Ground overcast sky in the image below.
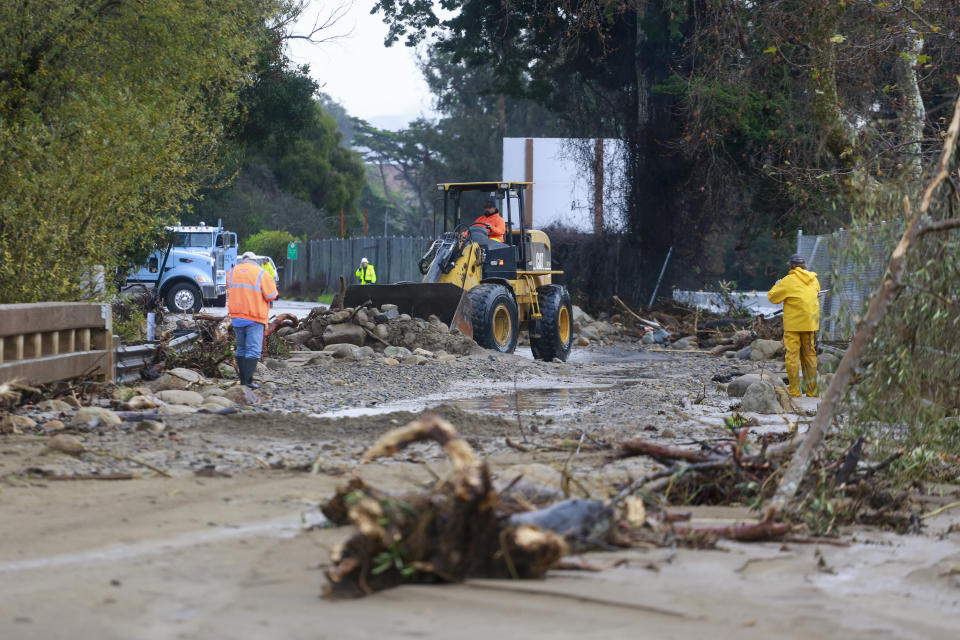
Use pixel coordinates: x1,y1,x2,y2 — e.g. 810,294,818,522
285,1,436,130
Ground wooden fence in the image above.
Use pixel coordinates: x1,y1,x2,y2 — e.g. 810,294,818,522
283,236,433,293
0,302,115,386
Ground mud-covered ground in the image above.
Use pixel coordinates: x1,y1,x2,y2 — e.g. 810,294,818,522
1,342,958,639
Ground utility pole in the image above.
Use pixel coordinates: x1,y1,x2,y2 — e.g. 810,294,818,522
594,138,604,234
384,208,388,237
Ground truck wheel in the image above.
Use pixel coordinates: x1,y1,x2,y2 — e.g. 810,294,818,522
467,283,519,353
530,285,573,362
165,282,202,313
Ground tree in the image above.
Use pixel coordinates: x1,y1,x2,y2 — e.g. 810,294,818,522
0,0,287,303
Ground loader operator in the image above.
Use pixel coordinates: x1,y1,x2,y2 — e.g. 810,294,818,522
227,251,278,389
767,254,820,398
471,200,506,243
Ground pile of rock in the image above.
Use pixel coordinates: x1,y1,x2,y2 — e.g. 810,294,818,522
1,367,257,436
275,304,483,358
572,306,625,346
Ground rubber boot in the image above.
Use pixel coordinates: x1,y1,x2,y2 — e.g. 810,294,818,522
241,357,261,389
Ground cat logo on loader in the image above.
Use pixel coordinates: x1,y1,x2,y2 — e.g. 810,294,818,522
344,182,573,361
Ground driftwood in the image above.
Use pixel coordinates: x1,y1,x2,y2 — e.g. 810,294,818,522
672,516,790,541
614,438,714,463
770,92,960,512
323,415,566,598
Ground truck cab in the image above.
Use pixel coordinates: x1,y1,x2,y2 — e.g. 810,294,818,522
125,222,238,313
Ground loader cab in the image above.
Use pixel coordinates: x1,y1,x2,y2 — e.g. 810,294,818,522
436,181,533,279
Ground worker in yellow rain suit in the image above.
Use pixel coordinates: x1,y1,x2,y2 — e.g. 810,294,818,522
767,254,821,398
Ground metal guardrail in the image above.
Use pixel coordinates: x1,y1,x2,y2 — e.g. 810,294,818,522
114,331,199,383
0,302,115,386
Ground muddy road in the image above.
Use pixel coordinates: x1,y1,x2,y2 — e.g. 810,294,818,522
1,344,958,639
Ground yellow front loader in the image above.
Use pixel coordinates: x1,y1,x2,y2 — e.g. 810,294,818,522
344,182,573,361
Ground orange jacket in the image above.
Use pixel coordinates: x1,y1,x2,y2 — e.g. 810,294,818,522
227,261,278,325
473,213,506,242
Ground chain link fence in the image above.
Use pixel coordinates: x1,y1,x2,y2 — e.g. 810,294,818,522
797,226,894,341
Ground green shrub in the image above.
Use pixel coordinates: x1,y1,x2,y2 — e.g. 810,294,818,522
243,230,297,267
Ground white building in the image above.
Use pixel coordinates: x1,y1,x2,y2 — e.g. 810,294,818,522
502,137,626,232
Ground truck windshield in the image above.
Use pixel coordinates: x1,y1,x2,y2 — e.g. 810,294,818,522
173,232,213,248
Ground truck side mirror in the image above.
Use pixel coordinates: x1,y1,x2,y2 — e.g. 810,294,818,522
148,256,158,273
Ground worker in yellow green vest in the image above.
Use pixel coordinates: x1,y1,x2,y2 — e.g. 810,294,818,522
355,257,376,285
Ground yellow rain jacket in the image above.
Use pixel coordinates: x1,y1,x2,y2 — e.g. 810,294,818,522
767,267,821,332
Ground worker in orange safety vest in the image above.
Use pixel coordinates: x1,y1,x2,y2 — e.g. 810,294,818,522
227,251,278,388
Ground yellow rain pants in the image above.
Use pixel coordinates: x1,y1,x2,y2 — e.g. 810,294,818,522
784,331,818,398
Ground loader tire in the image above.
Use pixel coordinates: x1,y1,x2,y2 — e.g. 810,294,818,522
530,285,573,362
467,283,519,354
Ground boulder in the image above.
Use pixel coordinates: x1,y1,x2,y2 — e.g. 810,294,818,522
380,357,400,366
203,395,236,409
41,419,65,431
577,336,591,347
571,305,594,327
750,339,785,361
156,389,204,406
275,326,297,338
413,348,435,358
2,414,36,430
306,337,325,351
735,346,752,360
354,309,369,325
375,309,399,324
283,330,313,346
402,354,428,365
168,368,205,385
148,373,189,392
128,395,162,410
399,313,412,321
201,386,228,397
217,362,238,378
36,399,73,413
740,381,781,414
157,404,198,416
329,310,352,323
307,353,332,366
75,407,122,425
727,373,785,397
384,346,412,359
732,329,756,347
374,325,390,340
263,358,290,370
437,354,457,362
641,331,657,345
323,323,365,347
328,343,359,359
353,346,376,360
580,325,601,342
225,385,259,405
592,320,619,337
380,304,398,312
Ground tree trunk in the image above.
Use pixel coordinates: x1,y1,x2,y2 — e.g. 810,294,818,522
896,28,926,179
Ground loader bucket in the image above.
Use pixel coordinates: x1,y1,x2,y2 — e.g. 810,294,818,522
344,282,472,336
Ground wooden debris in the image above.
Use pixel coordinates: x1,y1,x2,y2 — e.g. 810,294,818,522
323,415,566,598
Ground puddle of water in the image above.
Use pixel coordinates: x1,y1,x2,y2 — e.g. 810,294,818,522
449,386,606,414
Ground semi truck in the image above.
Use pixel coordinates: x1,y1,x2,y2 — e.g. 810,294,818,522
124,222,238,313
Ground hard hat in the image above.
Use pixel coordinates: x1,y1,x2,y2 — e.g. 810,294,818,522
484,200,497,208
788,254,806,267
240,251,257,260
361,257,368,263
